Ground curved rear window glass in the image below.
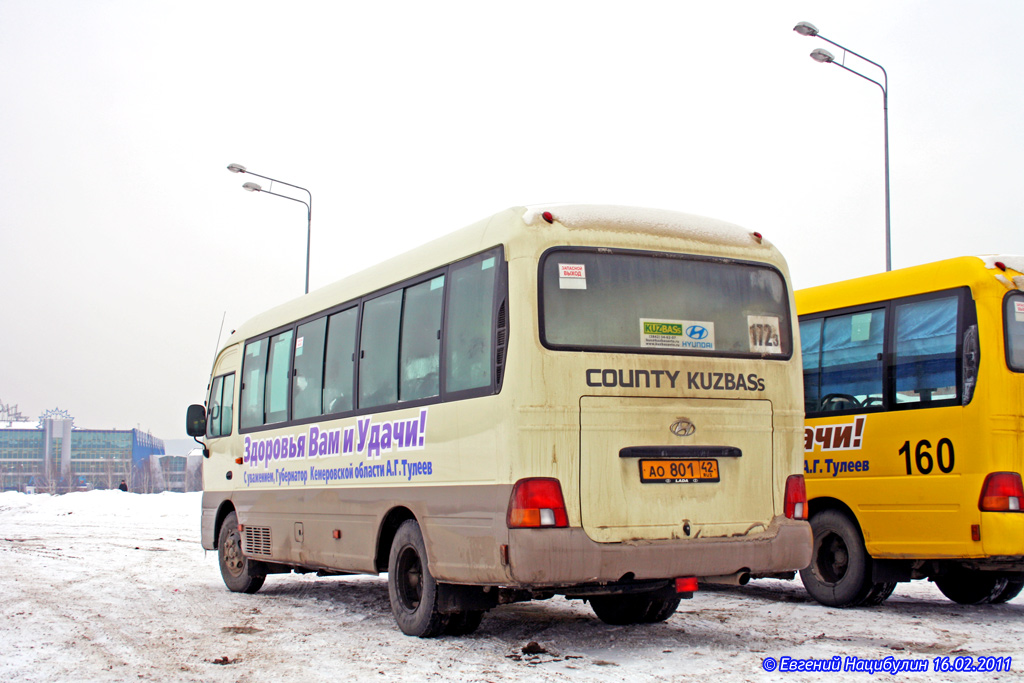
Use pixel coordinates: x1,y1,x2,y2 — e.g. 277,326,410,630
540,249,791,358
1005,293,1024,372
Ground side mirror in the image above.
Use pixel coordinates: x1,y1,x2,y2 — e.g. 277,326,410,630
186,404,207,437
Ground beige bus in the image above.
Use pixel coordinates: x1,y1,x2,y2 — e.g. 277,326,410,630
186,205,812,637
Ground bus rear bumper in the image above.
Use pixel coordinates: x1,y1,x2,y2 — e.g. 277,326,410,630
507,516,811,587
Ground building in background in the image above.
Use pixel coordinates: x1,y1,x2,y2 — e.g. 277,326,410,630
0,402,183,493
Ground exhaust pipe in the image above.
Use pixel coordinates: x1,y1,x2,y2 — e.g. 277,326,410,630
701,571,750,586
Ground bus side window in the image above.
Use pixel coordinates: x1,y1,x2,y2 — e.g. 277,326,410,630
359,290,402,409
894,296,958,404
324,308,357,414
220,374,234,435
265,330,294,424
445,253,498,393
294,317,327,420
799,318,823,414
207,375,224,438
818,309,885,412
400,276,444,401
240,339,268,429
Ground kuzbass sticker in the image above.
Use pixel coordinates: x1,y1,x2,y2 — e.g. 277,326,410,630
641,318,715,350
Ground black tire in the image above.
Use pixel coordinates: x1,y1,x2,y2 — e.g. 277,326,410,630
443,610,483,636
388,520,448,637
800,509,879,607
590,595,649,625
860,581,897,606
934,569,1008,605
992,575,1024,604
641,596,681,623
218,511,266,594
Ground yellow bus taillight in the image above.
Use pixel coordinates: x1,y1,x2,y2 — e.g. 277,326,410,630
784,475,808,520
507,478,569,528
979,472,1024,512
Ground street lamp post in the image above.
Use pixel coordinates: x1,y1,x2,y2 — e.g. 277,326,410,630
227,163,313,294
794,22,891,272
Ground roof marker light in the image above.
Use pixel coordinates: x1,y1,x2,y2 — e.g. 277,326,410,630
542,211,554,224
752,232,763,243
995,261,1007,271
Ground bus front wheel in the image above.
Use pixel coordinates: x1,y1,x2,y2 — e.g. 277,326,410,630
218,511,266,594
800,509,891,607
388,520,448,637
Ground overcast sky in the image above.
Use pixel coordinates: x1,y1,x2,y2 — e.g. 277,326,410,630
2,1,1021,447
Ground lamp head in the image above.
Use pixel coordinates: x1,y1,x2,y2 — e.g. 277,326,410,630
793,21,819,37
227,163,247,174
810,48,835,64
242,182,262,192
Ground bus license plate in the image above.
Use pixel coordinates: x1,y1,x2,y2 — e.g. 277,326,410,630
639,459,720,483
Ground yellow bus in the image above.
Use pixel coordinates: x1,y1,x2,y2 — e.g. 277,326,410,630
797,255,1024,606
186,205,811,636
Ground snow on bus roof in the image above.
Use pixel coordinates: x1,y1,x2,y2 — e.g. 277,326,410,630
521,204,760,247
979,254,1024,290
979,254,1024,273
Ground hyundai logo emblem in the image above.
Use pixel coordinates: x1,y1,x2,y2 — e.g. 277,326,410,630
686,325,709,340
669,418,696,437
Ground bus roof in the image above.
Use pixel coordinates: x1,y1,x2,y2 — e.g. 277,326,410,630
223,204,782,349
795,254,1024,315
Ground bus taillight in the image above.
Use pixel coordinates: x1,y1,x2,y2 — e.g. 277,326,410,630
979,472,1024,512
507,478,569,528
784,474,807,520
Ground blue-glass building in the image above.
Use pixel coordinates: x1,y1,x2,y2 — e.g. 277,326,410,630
0,412,167,493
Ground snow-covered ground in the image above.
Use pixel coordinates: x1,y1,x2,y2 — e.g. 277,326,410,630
1,490,1021,682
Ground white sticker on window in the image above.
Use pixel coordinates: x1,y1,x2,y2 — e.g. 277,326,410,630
851,313,873,342
558,263,587,290
295,336,304,356
748,315,782,354
641,319,715,350
1016,300,1024,322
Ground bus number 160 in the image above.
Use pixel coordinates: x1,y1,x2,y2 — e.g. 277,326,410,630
900,438,955,475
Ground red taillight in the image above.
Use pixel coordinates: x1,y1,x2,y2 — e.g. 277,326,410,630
784,474,807,520
675,577,699,593
507,478,569,528
979,472,1024,512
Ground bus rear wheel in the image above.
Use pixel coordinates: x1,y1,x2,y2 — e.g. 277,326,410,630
388,520,448,637
993,574,1024,604
589,594,680,625
934,569,1008,605
800,509,888,607
443,610,484,636
218,511,266,594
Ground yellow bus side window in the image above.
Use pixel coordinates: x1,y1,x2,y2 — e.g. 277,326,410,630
893,296,958,404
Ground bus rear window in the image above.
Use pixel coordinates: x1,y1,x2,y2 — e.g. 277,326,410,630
540,249,791,358
1005,293,1024,372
